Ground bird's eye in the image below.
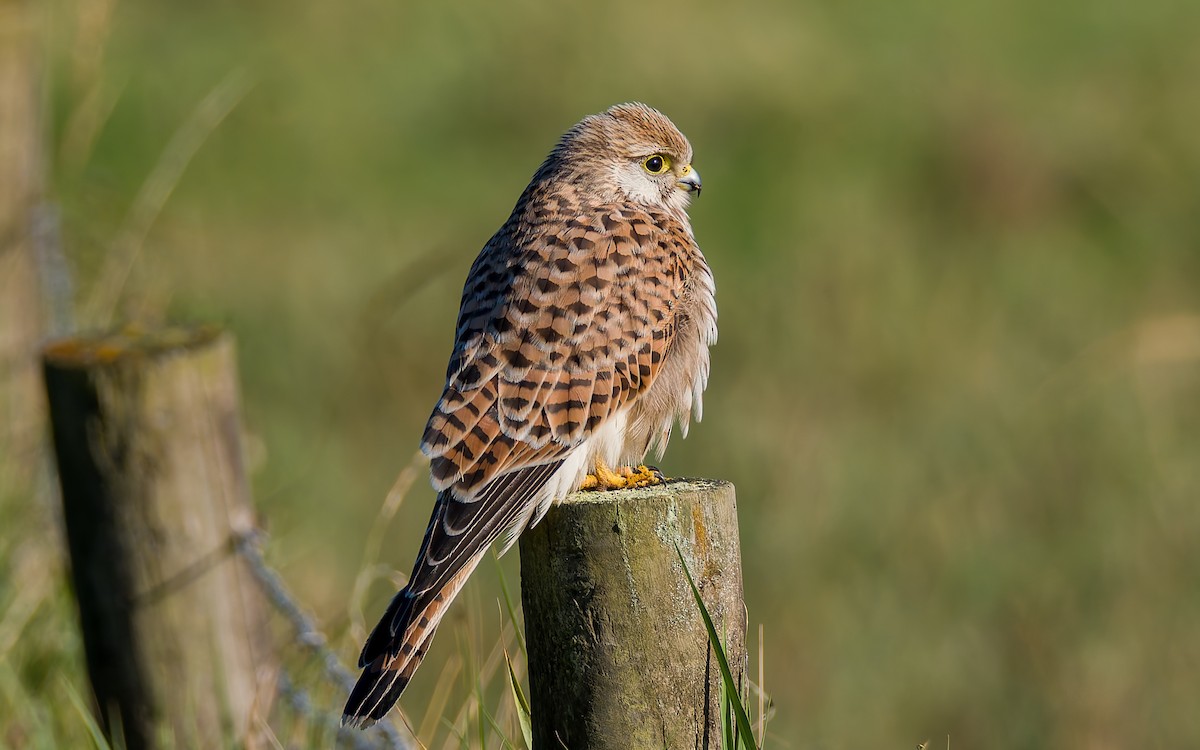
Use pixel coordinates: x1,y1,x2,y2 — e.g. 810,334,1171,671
643,154,671,175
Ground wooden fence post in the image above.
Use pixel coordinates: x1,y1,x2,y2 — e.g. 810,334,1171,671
43,326,275,750
519,479,746,749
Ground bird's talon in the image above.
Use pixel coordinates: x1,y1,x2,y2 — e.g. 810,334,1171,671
612,464,665,488
582,461,666,491
626,464,665,488
581,459,668,491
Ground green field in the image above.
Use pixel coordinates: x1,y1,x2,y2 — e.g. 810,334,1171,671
4,0,1200,746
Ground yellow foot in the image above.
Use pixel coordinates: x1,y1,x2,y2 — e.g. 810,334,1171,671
619,464,666,488
580,459,666,491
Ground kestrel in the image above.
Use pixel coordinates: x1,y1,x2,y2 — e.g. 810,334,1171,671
343,102,717,727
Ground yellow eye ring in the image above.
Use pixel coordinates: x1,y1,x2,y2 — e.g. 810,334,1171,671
643,154,671,175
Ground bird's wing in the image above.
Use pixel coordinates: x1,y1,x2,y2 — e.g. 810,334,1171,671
423,201,697,491
344,201,699,727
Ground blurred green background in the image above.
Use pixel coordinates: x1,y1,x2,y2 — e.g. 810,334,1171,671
6,0,1200,746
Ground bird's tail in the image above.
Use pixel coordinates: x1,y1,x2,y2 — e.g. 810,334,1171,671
343,460,564,728
341,551,484,728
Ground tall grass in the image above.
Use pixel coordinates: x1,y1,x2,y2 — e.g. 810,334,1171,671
677,545,766,750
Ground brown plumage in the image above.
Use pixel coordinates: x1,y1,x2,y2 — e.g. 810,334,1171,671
343,102,717,728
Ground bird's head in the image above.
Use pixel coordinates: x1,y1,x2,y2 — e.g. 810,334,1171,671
549,102,701,211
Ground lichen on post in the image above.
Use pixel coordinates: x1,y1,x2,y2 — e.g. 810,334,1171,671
519,479,745,749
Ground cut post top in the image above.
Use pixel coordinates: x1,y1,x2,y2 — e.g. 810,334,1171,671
559,477,732,505
42,324,225,368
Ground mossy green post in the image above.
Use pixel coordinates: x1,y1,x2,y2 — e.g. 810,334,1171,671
520,479,745,749
43,327,274,750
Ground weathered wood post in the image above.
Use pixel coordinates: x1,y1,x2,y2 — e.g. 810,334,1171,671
43,326,274,750
519,479,745,749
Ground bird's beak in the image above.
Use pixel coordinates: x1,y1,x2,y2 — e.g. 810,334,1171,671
677,166,702,196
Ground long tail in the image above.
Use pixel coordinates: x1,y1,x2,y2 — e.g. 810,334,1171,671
341,553,481,728
342,460,563,728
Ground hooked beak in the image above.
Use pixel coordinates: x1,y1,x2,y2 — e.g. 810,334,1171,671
677,166,702,196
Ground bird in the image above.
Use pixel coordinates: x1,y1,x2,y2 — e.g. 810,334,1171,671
343,102,717,728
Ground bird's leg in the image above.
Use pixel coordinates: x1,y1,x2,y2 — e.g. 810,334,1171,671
580,458,665,491
580,457,625,491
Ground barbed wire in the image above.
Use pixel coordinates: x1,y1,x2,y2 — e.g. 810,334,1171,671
276,671,402,750
30,195,418,747
233,529,415,750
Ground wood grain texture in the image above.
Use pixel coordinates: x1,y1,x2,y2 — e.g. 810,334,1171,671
43,327,273,750
519,479,745,750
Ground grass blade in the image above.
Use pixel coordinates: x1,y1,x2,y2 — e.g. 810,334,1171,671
720,661,733,749
675,544,758,749
505,649,533,749
60,677,112,750
493,551,527,656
